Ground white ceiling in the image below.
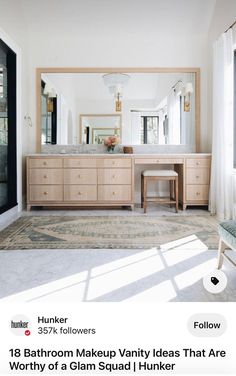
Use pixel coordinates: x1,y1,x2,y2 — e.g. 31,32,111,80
20,0,216,38
44,72,193,101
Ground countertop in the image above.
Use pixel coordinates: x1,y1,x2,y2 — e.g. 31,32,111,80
26,153,211,157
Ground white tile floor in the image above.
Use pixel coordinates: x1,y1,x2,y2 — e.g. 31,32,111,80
21,205,212,219
0,206,235,302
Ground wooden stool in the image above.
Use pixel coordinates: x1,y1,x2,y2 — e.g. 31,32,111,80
141,170,178,213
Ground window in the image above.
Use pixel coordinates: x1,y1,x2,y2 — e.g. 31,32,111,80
140,116,159,144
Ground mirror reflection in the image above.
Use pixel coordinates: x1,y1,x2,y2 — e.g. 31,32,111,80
40,72,195,146
80,114,121,144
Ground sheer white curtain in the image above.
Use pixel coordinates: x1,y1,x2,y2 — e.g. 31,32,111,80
167,89,180,144
210,29,234,220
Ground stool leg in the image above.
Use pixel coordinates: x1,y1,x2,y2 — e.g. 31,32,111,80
141,174,144,208
169,180,172,208
175,177,178,213
217,239,227,269
143,177,147,213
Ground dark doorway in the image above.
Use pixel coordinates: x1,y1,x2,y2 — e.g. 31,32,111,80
0,39,17,214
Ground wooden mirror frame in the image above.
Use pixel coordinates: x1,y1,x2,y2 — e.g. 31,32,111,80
36,67,200,152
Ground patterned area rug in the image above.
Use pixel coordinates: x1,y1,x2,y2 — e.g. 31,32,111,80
0,216,219,250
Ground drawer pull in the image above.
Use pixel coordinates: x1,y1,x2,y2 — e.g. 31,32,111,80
43,191,48,195
78,192,82,195
196,175,199,178
43,162,47,166
156,159,160,163
112,175,116,179
112,161,115,165
43,175,48,179
196,192,200,196
78,175,81,178
196,162,200,165
112,191,116,195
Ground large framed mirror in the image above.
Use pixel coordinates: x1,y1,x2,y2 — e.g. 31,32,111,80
36,68,200,152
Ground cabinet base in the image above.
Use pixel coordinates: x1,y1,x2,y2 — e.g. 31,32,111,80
26,203,134,211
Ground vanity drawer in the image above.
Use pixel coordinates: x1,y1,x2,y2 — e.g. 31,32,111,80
186,158,211,168
186,185,209,201
97,158,131,168
135,158,184,165
64,158,97,168
98,185,131,201
64,185,97,201
29,158,63,168
29,169,63,185
98,169,131,185
29,185,63,202
64,169,97,185
186,168,210,185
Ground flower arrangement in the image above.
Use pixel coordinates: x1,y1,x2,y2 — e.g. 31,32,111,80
104,135,119,152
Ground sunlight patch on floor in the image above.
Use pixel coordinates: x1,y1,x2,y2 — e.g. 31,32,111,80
160,235,208,252
174,259,216,290
0,271,88,302
160,234,209,266
87,249,164,300
91,248,158,277
163,247,207,267
124,280,177,302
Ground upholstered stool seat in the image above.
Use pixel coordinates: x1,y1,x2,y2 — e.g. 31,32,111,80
141,169,178,213
142,170,178,177
217,220,236,269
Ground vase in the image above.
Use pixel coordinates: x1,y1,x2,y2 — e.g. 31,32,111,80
107,146,115,153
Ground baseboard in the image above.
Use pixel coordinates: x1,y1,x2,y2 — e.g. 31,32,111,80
0,205,21,230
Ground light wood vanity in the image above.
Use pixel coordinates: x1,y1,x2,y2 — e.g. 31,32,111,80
27,155,134,211
26,153,211,211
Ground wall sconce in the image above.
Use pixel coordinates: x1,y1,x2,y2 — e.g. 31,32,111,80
182,82,193,112
103,73,130,112
43,84,57,113
46,98,53,113
115,93,122,112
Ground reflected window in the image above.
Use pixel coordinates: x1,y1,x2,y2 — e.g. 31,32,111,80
41,80,57,144
140,116,159,144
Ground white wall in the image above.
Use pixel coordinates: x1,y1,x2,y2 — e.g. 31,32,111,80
18,0,216,154
208,0,236,43
0,0,216,155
